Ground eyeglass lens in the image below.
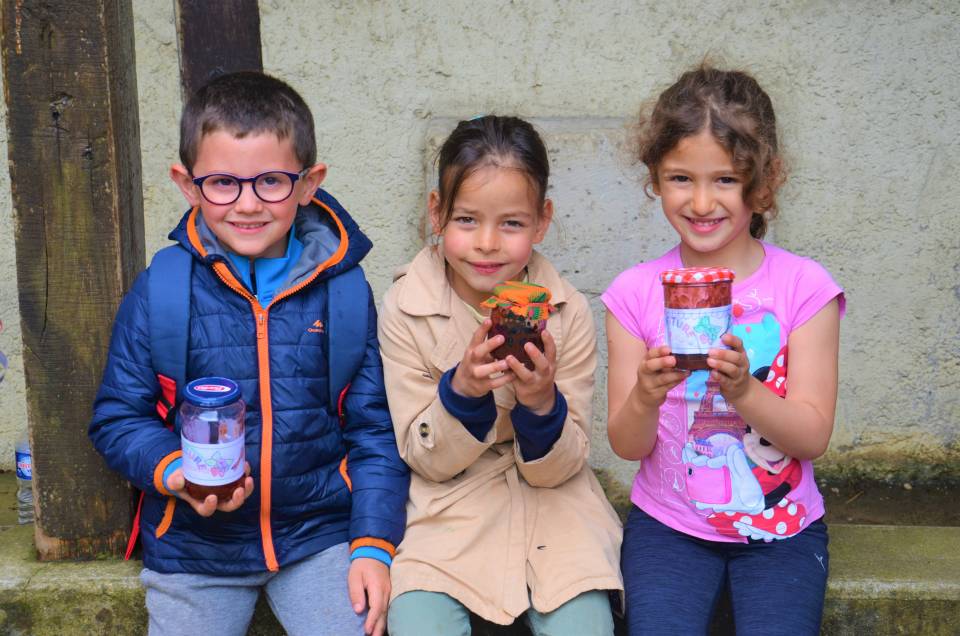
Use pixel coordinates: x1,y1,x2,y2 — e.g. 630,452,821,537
201,172,295,204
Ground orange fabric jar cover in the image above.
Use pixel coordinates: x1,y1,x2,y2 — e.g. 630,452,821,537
481,280,556,320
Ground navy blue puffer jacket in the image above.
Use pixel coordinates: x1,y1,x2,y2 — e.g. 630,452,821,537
90,190,409,574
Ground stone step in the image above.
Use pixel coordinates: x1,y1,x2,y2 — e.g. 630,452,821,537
821,524,960,636
2,474,958,635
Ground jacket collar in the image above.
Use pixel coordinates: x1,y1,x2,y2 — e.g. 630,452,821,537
396,247,570,374
395,247,571,318
394,247,571,372
167,189,372,293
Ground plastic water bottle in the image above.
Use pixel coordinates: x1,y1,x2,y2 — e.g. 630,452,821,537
15,429,33,524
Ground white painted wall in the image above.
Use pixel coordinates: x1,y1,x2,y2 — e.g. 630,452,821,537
1,2,957,481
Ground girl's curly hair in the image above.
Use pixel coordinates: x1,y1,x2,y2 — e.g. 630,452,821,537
637,65,786,238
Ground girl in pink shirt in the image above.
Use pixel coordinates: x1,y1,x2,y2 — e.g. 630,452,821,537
603,66,844,635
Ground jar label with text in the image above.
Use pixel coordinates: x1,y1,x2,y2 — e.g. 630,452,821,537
181,436,245,486
664,305,732,354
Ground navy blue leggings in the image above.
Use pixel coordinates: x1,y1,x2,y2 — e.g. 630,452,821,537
621,507,828,636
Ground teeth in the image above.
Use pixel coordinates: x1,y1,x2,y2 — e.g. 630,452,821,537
233,222,266,229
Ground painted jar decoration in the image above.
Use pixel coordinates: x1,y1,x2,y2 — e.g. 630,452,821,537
661,267,735,371
179,377,245,502
481,281,556,371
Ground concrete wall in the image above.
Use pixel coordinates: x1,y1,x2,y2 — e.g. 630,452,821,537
1,1,957,482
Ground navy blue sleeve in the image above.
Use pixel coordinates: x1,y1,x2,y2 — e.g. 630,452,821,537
89,268,182,497
341,285,411,555
438,365,497,441
510,386,568,461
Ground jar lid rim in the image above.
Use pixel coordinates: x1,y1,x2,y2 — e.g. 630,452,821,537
184,377,241,408
661,267,735,283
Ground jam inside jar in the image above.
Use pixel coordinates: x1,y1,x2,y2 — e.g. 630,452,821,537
488,306,547,371
661,268,735,371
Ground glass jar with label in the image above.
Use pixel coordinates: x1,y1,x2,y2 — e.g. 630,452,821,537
179,377,246,502
661,267,735,371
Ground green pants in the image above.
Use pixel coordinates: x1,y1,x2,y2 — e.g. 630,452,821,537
388,589,614,636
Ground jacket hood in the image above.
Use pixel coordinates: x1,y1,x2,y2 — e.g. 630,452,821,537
168,188,373,287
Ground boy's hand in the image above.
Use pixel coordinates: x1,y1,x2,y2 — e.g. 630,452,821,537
506,329,558,415
348,557,390,636
166,463,254,517
707,333,753,402
632,345,688,408
451,319,515,398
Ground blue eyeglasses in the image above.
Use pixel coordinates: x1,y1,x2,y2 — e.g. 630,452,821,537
191,169,309,205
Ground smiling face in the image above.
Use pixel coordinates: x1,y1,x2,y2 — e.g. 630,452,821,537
430,165,552,310
171,130,325,260
655,129,761,274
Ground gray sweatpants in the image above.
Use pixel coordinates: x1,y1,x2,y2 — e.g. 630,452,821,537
141,542,365,636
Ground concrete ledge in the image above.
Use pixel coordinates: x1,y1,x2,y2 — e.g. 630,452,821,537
0,520,288,636
0,523,146,635
2,520,958,635
822,525,960,636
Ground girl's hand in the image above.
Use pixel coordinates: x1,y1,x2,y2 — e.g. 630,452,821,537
451,319,515,398
166,462,254,517
506,329,558,415
633,345,688,408
707,333,753,401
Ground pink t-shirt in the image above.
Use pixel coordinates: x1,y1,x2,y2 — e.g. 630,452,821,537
602,243,845,543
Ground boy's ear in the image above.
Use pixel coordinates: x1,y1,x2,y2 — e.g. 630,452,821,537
297,163,327,205
533,198,554,243
427,190,444,236
170,164,201,207
650,173,662,197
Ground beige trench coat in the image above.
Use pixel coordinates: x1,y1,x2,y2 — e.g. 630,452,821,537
379,247,622,625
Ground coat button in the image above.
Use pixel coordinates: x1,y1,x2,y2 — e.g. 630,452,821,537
418,422,430,438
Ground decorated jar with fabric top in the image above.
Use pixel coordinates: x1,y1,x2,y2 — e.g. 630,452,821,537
481,281,556,371
661,267,735,371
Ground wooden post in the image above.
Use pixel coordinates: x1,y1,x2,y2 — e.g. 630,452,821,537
176,0,262,98
1,0,144,559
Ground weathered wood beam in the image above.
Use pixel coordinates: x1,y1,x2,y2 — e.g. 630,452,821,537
176,0,262,99
1,0,144,559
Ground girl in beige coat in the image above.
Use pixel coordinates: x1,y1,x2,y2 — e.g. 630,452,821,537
380,116,622,636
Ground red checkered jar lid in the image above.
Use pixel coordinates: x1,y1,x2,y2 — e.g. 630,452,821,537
660,267,735,284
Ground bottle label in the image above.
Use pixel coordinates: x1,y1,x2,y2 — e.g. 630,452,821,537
664,305,732,354
180,436,245,486
192,383,232,393
15,450,31,480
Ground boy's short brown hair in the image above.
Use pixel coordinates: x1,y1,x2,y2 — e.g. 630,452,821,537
179,71,316,173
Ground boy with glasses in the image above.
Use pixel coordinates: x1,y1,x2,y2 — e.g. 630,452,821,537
90,71,408,636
